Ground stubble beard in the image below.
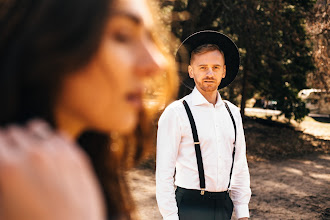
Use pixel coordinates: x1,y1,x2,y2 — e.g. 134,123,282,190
196,81,219,93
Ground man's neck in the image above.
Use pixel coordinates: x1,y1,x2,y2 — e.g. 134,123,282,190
196,87,218,105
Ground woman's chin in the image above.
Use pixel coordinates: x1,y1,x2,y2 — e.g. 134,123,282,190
111,117,138,135
86,110,139,135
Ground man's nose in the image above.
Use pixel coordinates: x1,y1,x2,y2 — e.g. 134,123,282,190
206,68,215,76
135,40,167,77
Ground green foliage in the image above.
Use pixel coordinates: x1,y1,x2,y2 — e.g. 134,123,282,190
163,0,315,121
276,82,309,122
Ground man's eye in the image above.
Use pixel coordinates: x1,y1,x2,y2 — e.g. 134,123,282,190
200,67,206,70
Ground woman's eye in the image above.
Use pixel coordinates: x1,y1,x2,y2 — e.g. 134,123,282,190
113,31,132,43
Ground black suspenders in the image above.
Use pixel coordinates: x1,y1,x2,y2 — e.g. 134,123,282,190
182,100,237,195
224,101,237,192
182,100,206,194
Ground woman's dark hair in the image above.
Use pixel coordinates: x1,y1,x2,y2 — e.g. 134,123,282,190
0,0,110,125
0,0,143,219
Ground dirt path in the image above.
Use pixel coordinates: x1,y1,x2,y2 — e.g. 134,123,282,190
248,153,330,219
128,153,330,220
128,117,330,219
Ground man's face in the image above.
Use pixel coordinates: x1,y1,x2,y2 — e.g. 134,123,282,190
188,50,226,94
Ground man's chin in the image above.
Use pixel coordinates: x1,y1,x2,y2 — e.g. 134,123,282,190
201,85,218,92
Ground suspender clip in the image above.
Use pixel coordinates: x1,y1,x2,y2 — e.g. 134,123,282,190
200,188,205,195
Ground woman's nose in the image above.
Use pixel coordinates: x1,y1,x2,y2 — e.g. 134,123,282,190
135,40,167,77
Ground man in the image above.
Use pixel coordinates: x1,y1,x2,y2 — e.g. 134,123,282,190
156,31,251,220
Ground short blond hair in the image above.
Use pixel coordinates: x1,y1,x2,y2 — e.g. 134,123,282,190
190,44,225,64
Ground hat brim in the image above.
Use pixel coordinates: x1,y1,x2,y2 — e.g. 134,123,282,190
175,30,240,90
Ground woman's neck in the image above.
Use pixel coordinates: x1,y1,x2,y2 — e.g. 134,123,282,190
54,106,86,140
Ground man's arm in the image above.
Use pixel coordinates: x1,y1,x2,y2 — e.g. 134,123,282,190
156,106,181,220
230,108,252,219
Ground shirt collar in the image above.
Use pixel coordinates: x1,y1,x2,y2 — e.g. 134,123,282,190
191,87,224,107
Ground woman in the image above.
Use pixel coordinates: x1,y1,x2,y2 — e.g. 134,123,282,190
0,0,178,219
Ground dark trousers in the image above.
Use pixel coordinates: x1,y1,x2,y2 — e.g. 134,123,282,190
175,187,233,220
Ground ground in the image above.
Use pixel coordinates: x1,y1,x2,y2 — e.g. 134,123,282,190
248,153,330,219
127,115,330,220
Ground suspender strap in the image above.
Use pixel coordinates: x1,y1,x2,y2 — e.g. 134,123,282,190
224,101,236,191
182,100,237,194
182,100,206,193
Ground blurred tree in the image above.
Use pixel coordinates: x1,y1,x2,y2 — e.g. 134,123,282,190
162,0,315,121
306,0,329,92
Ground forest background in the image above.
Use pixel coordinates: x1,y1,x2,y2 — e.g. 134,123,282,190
128,1,330,219
158,0,329,121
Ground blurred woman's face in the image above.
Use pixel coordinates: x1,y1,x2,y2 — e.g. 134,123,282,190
56,0,166,136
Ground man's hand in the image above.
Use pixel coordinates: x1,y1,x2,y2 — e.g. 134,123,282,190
0,120,105,220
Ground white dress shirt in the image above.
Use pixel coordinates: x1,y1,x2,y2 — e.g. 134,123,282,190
156,87,251,220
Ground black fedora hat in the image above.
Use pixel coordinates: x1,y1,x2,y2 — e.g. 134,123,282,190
175,30,240,90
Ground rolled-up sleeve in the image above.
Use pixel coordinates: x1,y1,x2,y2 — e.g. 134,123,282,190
156,105,181,220
230,109,252,219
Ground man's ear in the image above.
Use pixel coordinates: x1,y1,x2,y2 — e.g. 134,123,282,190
222,65,226,78
188,65,194,78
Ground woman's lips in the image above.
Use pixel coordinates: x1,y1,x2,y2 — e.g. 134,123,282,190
126,91,142,109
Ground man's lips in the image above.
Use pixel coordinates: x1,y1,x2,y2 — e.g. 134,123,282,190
203,80,216,83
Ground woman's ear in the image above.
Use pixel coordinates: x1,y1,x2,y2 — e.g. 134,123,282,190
188,65,194,79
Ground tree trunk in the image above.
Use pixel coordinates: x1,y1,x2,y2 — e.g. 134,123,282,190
181,0,201,40
240,68,248,119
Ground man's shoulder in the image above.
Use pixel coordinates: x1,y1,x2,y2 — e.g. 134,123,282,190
159,98,186,120
222,100,241,115
165,99,185,111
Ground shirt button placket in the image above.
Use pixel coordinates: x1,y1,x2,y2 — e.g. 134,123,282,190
213,108,221,187
216,107,222,189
